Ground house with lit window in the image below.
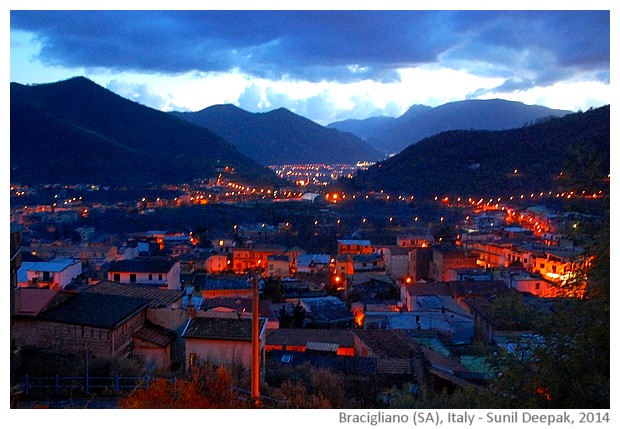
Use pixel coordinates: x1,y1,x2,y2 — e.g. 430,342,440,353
107,257,181,290
24,243,118,269
498,269,558,297
396,233,433,248
205,254,230,274
232,243,287,273
337,239,372,255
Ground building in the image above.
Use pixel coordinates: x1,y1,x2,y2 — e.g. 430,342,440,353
237,223,278,243
201,276,253,299
337,239,372,255
200,297,279,330
18,257,82,289
182,316,267,369
205,254,230,274
351,254,386,273
296,253,331,274
24,243,118,269
396,233,433,248
232,243,287,273
409,247,433,281
375,245,410,279
266,328,355,356
429,245,478,282
11,291,148,359
107,258,181,290
266,254,290,278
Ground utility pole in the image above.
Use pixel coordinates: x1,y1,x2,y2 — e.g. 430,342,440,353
250,271,260,407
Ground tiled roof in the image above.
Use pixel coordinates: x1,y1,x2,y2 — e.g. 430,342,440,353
301,297,353,323
39,292,147,329
338,240,371,246
268,350,376,376
405,282,452,297
133,321,177,347
267,254,290,262
350,273,395,287
353,330,420,359
202,276,252,291
266,328,355,348
14,288,62,316
108,258,175,274
84,280,184,308
448,280,510,298
182,317,266,341
200,297,278,321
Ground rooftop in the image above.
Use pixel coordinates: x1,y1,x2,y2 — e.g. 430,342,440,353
182,317,267,341
20,257,79,273
266,328,355,348
108,258,176,274
39,292,147,329
84,280,185,308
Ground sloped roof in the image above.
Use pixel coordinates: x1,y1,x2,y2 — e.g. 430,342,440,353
20,258,79,273
108,258,175,273
39,292,147,329
84,280,184,308
14,287,62,316
448,280,510,299
301,296,353,323
404,282,452,297
353,329,420,359
350,273,395,287
200,297,278,321
202,276,252,291
266,328,355,348
268,350,376,376
182,317,267,341
133,321,177,347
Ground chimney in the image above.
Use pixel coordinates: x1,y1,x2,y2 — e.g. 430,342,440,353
186,292,197,318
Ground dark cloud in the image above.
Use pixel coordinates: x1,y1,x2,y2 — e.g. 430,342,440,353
11,10,610,86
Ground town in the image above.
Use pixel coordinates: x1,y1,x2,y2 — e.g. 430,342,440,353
9,162,608,408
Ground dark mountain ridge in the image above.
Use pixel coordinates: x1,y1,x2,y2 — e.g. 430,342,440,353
10,77,278,186
328,99,573,155
172,104,383,165
343,106,609,200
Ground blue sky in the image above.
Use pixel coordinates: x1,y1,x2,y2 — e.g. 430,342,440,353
8,4,612,125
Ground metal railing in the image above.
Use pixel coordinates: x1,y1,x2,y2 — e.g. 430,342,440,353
11,374,159,398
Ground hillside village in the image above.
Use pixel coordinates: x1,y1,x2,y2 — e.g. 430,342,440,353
10,181,603,407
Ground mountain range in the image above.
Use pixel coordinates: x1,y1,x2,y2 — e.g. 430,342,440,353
342,106,609,200
328,99,573,155
172,105,383,165
10,77,279,186
10,76,606,197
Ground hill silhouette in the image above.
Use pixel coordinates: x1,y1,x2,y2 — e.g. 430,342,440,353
342,106,609,200
10,77,279,186
328,99,572,155
173,104,383,165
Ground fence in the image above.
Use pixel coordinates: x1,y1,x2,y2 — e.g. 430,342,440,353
11,374,162,398
11,375,287,407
